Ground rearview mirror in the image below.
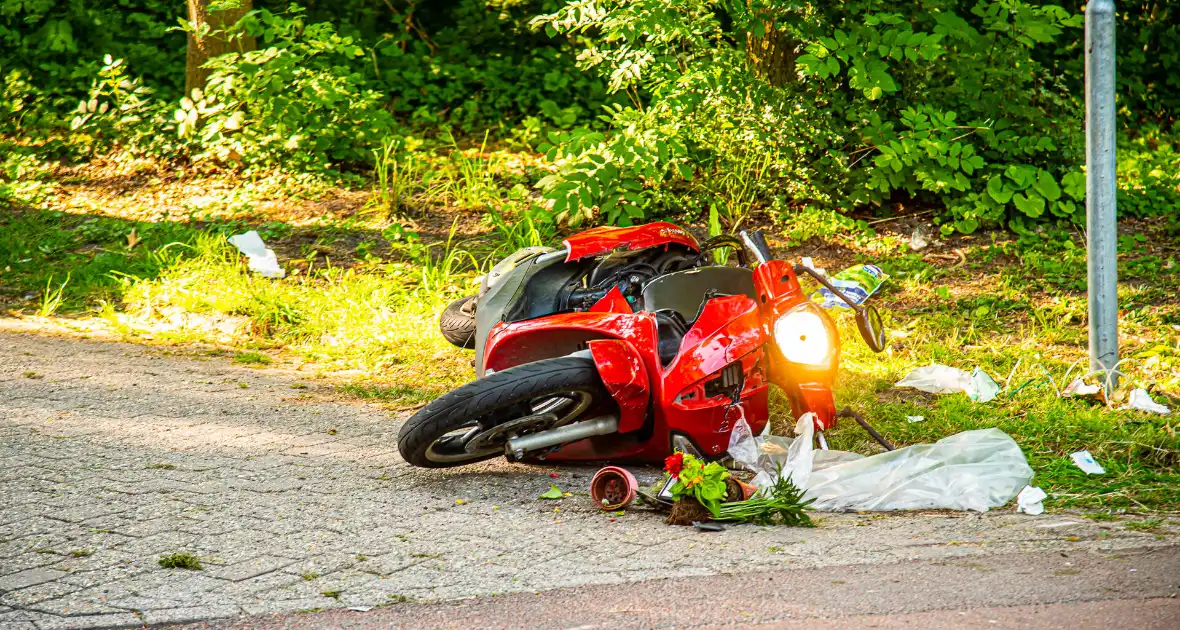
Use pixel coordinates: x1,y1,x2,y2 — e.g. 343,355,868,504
856,305,887,353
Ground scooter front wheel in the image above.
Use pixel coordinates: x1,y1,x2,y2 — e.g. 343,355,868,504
397,357,611,468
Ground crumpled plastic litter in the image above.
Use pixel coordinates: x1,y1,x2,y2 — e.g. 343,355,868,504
968,367,1001,402
1069,450,1105,475
1122,388,1171,415
1062,378,1103,398
896,364,971,394
1017,485,1048,515
906,415,925,423
727,413,1033,512
228,230,285,278
909,227,930,251
895,364,1000,402
810,264,889,309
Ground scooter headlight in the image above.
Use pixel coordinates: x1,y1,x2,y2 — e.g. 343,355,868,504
774,303,834,366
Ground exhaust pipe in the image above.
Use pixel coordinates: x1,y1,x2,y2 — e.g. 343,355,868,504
505,415,618,460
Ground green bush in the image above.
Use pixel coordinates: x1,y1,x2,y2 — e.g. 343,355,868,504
533,0,1099,233
177,6,397,168
1,0,1176,221
1117,123,1180,218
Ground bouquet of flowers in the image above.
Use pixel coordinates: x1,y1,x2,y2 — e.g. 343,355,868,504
663,452,813,527
664,452,731,516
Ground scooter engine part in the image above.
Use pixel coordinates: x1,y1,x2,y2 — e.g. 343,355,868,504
505,415,618,460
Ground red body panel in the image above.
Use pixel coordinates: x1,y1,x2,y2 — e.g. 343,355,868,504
563,222,699,262
475,226,841,464
587,339,649,434
589,285,633,314
752,260,839,430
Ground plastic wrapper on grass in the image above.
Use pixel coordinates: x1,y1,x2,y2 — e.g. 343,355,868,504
1122,388,1171,415
895,364,1000,402
228,230,285,279
728,414,1034,512
810,264,888,309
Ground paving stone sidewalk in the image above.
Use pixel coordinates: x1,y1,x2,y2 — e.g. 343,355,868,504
1,329,1176,629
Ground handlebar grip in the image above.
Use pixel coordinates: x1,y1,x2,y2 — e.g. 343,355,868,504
739,230,773,264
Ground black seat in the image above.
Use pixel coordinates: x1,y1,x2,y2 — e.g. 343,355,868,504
643,267,757,366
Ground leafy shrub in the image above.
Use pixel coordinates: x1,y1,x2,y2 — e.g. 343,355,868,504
536,105,690,226
177,6,397,168
1117,123,1180,219
69,55,175,156
533,0,1097,233
0,0,183,109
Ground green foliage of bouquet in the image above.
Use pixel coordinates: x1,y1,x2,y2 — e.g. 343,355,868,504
665,452,814,527
664,452,730,515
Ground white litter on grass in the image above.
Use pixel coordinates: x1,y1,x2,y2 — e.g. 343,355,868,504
728,414,1033,512
1062,378,1102,398
1016,485,1047,515
895,364,1000,402
896,364,972,394
228,230,285,278
1070,450,1106,475
909,228,930,251
969,367,1001,403
1122,388,1171,415
906,415,925,423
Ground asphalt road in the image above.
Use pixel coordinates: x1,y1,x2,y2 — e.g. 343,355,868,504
181,547,1180,629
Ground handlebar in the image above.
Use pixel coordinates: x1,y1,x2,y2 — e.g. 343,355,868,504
739,230,773,265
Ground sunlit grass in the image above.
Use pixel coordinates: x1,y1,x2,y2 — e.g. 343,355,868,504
103,233,476,391
818,277,1179,511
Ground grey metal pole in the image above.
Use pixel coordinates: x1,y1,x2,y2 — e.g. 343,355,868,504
1085,0,1118,387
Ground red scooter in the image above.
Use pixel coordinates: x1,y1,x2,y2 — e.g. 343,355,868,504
398,222,887,468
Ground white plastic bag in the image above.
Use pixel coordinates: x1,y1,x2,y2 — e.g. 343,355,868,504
968,368,1001,402
1069,450,1105,475
1017,485,1047,515
1122,388,1171,415
896,364,1000,402
728,413,1034,512
896,364,972,394
228,231,285,278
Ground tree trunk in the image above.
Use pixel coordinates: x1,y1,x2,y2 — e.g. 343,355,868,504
185,0,256,96
746,20,798,88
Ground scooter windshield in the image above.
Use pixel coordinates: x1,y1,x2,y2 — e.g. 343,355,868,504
641,266,757,324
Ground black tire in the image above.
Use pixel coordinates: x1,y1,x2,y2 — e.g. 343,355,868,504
397,357,611,468
439,295,478,349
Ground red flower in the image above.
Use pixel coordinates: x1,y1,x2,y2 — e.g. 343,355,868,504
664,452,685,478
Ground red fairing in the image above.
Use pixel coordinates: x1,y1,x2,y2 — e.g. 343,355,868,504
588,285,633,314
483,312,661,376
795,385,836,431
587,339,650,434
563,222,699,262
753,259,839,432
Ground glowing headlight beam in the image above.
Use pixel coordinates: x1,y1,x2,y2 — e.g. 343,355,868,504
774,308,831,366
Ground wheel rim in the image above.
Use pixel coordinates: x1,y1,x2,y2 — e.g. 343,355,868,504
423,390,595,463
